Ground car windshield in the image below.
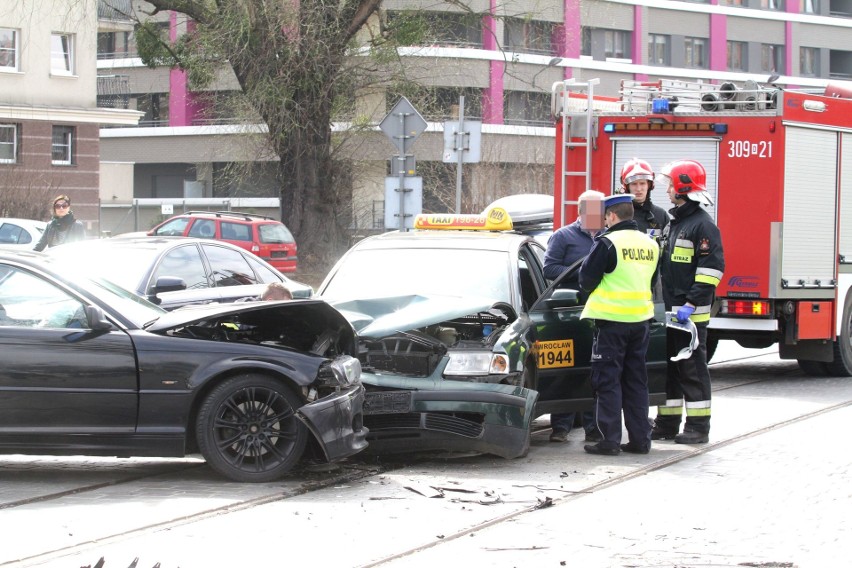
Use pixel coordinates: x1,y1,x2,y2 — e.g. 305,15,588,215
83,275,167,326
48,242,163,291
259,223,294,244
321,247,511,303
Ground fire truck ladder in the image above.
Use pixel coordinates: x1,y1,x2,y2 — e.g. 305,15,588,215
551,78,599,222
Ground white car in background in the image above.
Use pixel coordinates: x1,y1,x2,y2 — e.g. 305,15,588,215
0,218,46,250
482,194,553,247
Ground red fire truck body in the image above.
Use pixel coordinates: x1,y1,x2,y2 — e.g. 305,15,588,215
551,78,852,375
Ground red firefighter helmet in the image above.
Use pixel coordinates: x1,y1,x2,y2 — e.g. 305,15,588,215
660,159,713,206
620,158,655,192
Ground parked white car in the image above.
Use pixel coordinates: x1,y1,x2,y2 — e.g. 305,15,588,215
0,218,47,250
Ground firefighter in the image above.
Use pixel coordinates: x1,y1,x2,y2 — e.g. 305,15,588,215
653,159,725,444
619,158,670,238
578,194,660,456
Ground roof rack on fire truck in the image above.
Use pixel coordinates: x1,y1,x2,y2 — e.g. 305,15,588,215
619,78,781,114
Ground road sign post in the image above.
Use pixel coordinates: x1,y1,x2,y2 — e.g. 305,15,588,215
379,97,427,231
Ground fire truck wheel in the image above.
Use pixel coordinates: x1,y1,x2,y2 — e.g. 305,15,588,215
797,359,830,376
824,293,852,377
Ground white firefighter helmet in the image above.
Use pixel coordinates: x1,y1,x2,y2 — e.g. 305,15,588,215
620,158,655,192
666,311,700,361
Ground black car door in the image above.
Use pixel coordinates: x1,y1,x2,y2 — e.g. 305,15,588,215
0,264,138,434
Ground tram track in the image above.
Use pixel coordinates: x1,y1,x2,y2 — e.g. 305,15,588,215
361,396,852,568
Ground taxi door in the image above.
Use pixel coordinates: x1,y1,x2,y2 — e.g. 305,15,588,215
526,258,596,415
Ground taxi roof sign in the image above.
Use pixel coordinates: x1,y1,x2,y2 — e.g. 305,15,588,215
413,207,513,231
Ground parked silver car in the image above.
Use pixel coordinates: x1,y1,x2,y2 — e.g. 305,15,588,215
0,218,46,249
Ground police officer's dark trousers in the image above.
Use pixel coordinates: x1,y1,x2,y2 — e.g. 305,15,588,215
590,319,653,451
656,322,711,434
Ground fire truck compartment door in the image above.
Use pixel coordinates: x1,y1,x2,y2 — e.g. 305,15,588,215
612,138,719,222
839,132,852,266
782,127,837,289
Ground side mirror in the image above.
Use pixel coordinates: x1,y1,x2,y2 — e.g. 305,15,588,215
151,276,187,296
290,286,313,299
545,289,579,309
84,305,114,331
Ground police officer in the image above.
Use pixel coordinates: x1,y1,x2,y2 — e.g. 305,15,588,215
652,160,725,444
578,193,660,456
543,189,605,442
619,158,669,238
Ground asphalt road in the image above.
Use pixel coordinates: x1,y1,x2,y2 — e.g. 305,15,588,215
2,342,850,568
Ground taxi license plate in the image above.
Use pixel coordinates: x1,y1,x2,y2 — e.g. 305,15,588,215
364,391,412,415
533,339,575,369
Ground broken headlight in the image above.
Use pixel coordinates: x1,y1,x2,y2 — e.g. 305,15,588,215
444,350,509,377
318,355,362,387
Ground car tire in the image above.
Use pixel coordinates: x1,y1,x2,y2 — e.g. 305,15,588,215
196,374,308,482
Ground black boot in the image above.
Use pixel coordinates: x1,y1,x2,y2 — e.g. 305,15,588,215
674,430,709,444
651,426,678,440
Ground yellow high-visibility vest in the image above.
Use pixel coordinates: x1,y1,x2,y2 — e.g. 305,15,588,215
581,230,659,322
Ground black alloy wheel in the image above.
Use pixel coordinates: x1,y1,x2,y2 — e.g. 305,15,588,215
196,374,308,482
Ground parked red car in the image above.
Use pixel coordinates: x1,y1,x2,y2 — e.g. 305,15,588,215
149,211,298,273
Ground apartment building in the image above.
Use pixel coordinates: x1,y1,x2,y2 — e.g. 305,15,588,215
0,1,140,233
96,0,852,233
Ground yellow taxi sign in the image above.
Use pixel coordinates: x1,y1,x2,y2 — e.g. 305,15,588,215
413,207,513,231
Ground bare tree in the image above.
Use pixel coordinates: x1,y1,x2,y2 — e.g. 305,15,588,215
0,169,60,220
127,0,393,275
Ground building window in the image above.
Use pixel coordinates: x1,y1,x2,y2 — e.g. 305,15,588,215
722,0,745,5
0,124,17,163
386,11,482,49
727,41,747,71
0,28,19,72
800,47,819,76
97,31,136,59
50,33,74,75
685,37,708,68
760,0,781,9
648,34,669,65
581,27,591,56
51,126,74,165
504,18,553,55
135,93,170,126
504,91,551,126
604,30,629,59
800,0,819,13
761,44,784,73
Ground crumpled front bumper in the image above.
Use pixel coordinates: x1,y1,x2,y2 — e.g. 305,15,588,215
298,384,369,462
360,374,539,459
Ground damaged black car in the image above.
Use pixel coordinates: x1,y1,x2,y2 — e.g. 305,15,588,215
0,250,367,482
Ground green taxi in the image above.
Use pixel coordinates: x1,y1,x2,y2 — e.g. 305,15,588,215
319,209,666,458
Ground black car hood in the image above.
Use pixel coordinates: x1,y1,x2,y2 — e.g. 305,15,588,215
146,299,350,334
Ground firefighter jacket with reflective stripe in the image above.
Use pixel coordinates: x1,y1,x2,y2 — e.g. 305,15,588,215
661,201,725,323
579,221,660,322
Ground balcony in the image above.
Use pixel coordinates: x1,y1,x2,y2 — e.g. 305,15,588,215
98,0,133,22
97,74,130,109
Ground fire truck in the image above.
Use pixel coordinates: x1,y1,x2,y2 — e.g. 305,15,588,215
551,77,852,376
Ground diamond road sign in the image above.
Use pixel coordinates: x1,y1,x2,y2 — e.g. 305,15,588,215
379,97,427,154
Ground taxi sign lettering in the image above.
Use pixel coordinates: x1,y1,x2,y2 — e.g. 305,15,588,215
533,339,575,369
413,207,513,231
